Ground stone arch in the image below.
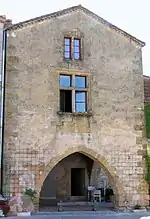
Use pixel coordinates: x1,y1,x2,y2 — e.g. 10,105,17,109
36,146,124,207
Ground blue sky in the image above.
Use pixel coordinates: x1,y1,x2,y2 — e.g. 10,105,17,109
1,0,149,75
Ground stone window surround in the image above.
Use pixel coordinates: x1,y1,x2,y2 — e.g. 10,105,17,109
57,70,92,116
63,29,84,61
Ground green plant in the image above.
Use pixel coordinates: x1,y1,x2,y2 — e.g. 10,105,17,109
145,103,150,138
24,188,37,202
145,103,150,205
134,204,141,209
145,144,150,206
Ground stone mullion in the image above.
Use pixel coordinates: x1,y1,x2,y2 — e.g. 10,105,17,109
72,74,75,112
71,37,74,60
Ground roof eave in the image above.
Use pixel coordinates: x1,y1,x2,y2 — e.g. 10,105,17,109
5,4,146,47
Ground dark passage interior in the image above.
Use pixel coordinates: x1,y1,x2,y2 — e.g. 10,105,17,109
60,90,72,112
71,168,85,196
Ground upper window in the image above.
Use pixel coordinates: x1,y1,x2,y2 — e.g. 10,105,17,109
73,39,81,60
64,37,81,60
59,74,87,113
64,37,71,59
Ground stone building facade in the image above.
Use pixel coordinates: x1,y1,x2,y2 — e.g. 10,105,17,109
1,5,149,207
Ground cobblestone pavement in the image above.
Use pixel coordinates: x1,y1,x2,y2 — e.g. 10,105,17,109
7,211,150,219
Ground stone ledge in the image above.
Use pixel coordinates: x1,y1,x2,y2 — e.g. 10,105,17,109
57,201,91,206
132,207,147,212
57,111,92,117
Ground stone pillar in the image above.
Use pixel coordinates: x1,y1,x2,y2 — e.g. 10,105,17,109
0,16,6,191
0,15,12,80
0,16,6,82
0,15,12,195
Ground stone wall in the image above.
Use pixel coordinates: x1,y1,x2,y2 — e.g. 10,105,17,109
0,16,12,82
4,8,148,207
0,16,5,190
90,162,110,189
0,16,5,83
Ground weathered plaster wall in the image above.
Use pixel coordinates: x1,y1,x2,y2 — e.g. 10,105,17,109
4,8,148,207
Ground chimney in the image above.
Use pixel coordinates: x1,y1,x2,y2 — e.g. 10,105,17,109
0,15,12,29
0,15,12,82
4,19,12,28
0,15,6,28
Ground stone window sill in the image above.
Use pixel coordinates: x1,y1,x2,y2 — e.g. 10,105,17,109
63,59,83,64
57,111,92,117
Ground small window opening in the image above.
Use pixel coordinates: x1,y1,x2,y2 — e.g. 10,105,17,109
60,90,72,112
60,74,71,87
74,39,81,60
75,76,86,88
59,74,87,113
64,37,71,59
75,91,86,112
64,37,82,60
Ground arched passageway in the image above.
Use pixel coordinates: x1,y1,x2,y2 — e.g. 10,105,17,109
39,152,118,208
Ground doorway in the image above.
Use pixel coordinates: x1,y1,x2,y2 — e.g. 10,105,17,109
71,168,85,196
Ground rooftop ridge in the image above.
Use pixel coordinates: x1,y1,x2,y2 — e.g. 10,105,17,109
6,4,145,47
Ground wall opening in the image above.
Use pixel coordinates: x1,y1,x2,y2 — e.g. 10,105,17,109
39,152,116,208
71,168,85,196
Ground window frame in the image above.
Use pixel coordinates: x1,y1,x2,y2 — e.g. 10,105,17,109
63,37,82,61
59,73,88,113
64,37,72,60
60,89,72,113
73,38,81,60
75,91,87,112
59,74,72,87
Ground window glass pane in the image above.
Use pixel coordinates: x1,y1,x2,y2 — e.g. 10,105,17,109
74,53,80,60
74,47,79,53
76,103,86,112
75,76,86,88
74,39,80,46
64,51,70,59
64,38,71,59
60,75,71,87
64,45,70,52
76,92,86,102
64,38,71,45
